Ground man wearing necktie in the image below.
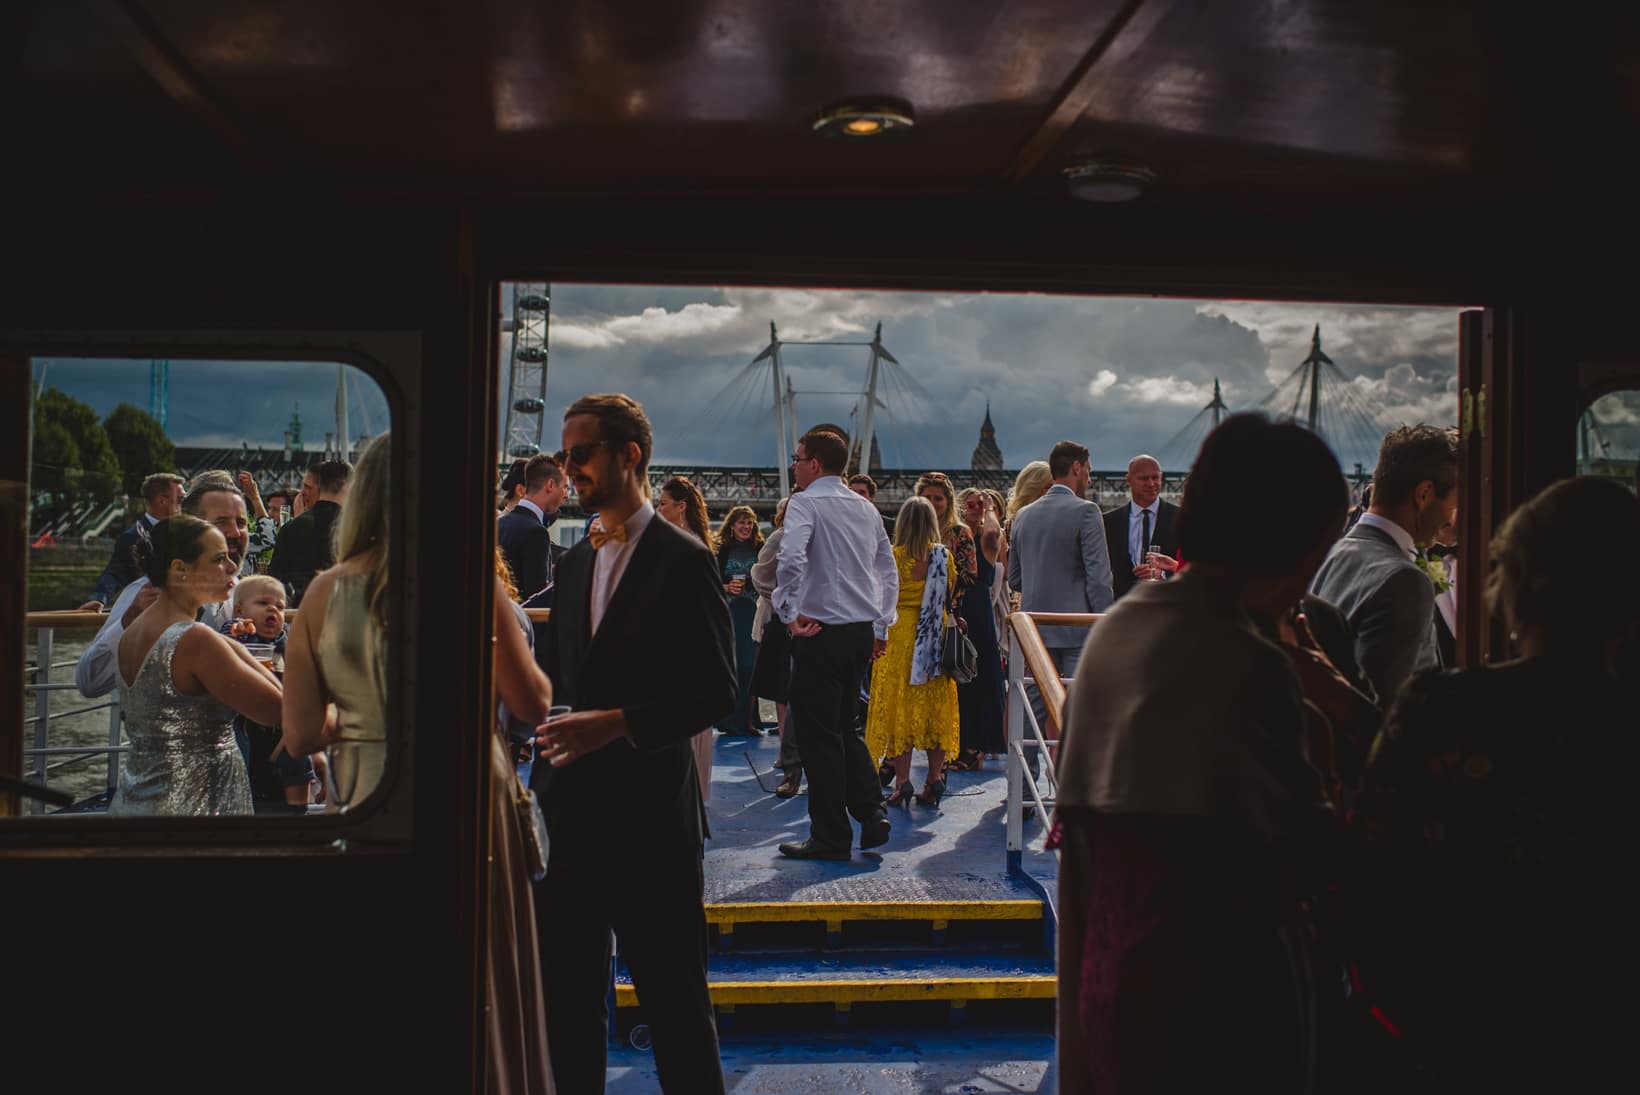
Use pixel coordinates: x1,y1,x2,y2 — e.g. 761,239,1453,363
529,394,735,1095
1102,454,1180,601
499,452,567,603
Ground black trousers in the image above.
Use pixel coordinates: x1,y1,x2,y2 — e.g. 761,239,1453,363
789,621,885,849
535,842,723,1095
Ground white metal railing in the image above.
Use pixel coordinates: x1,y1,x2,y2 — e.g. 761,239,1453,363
22,613,123,815
1004,612,1099,866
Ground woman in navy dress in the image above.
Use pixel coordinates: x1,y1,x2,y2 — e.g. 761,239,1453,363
951,488,1006,769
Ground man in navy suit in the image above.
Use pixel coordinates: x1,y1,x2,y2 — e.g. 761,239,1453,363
1103,454,1181,600
79,472,184,611
497,452,567,602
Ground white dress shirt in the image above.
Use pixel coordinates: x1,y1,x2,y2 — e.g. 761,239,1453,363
1354,512,1416,560
76,578,233,697
773,476,899,640
516,498,546,525
1127,499,1160,566
590,502,655,635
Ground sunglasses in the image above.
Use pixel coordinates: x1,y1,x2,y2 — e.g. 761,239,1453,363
563,440,613,467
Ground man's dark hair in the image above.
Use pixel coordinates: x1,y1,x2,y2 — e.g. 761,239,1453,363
1178,414,1348,577
1370,425,1458,509
140,472,184,504
265,489,293,508
524,452,562,493
847,473,878,498
316,460,352,494
1048,441,1090,479
799,429,849,474
182,479,245,516
565,393,653,476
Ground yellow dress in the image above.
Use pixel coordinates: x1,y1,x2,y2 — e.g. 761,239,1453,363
866,546,960,760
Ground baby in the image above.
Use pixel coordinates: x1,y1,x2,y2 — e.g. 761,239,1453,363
225,575,288,652
219,576,323,808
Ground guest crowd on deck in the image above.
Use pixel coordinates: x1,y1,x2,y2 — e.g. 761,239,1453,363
69,393,1637,1093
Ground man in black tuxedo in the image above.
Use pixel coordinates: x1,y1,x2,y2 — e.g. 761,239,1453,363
1103,454,1180,600
531,393,735,1095
497,452,567,602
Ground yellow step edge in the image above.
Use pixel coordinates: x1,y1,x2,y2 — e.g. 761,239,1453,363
616,976,1056,1007
705,900,1041,927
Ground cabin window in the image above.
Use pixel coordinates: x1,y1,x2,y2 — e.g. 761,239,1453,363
1576,389,1640,490
14,356,395,823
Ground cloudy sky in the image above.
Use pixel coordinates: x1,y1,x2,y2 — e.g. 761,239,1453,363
35,286,1633,474
518,284,1466,473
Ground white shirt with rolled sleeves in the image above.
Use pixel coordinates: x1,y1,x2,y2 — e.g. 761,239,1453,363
75,577,234,698
773,476,898,640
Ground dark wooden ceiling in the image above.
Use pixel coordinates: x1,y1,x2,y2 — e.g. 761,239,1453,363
10,0,1639,212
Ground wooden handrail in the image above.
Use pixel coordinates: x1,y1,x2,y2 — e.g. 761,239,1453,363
1007,611,1104,738
26,607,553,629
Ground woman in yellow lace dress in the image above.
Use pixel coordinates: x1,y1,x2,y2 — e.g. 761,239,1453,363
868,496,960,808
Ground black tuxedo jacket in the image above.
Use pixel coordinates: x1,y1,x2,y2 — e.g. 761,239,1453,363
89,520,148,606
498,506,557,601
1103,499,1180,600
529,517,735,855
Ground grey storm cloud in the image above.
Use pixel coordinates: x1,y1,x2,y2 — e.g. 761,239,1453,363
520,285,1464,472
32,289,1469,478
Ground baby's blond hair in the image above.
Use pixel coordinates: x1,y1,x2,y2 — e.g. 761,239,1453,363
234,574,286,610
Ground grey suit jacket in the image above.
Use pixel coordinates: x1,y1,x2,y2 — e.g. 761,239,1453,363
1006,484,1114,648
1308,522,1437,710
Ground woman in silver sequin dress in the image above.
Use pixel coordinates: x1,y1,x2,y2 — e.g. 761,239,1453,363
112,515,284,816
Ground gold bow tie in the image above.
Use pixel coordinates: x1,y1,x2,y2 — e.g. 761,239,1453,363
588,522,628,549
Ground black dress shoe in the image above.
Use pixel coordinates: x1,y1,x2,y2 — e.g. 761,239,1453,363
778,840,851,860
858,815,891,850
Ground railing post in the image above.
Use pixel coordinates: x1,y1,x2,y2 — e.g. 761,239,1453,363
106,687,122,792
1006,623,1024,864
32,626,52,815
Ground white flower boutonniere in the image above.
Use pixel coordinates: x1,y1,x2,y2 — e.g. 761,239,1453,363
1416,552,1452,594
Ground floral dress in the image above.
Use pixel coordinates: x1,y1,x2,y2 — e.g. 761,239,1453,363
865,546,959,760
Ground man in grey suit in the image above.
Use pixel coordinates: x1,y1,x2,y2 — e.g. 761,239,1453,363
1309,425,1458,709
1007,440,1114,779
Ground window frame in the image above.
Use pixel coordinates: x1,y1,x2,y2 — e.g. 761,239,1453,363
2,330,417,850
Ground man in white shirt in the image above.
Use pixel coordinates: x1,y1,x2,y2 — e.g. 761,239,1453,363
1310,425,1458,705
76,481,249,697
773,428,898,859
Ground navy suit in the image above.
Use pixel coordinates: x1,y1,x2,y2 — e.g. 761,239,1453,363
87,518,151,606
498,505,559,602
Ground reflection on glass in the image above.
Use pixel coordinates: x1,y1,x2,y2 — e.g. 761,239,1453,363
1577,391,1640,489
21,358,389,817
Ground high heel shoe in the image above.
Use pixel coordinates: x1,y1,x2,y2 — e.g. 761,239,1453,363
914,779,946,807
885,782,914,808
878,762,896,788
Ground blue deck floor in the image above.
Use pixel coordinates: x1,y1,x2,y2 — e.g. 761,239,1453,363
597,730,1060,1093
702,728,1058,907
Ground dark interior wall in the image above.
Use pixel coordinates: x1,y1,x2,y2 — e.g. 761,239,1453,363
0,202,492,1089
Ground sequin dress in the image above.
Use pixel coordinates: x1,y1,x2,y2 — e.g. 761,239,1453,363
865,546,959,760
112,621,253,816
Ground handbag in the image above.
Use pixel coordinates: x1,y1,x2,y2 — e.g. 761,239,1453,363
515,779,550,882
941,615,979,684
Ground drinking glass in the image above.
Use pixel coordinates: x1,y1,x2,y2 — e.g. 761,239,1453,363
1145,543,1166,582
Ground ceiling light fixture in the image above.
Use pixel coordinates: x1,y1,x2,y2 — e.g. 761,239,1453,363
1062,156,1156,202
812,99,914,138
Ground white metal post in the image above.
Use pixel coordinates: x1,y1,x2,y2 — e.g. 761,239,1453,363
769,324,791,499
32,627,52,814
1006,625,1024,855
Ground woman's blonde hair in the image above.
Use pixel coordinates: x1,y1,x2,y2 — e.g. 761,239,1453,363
893,496,941,565
494,546,519,602
334,431,390,631
914,471,959,540
1006,461,1053,526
